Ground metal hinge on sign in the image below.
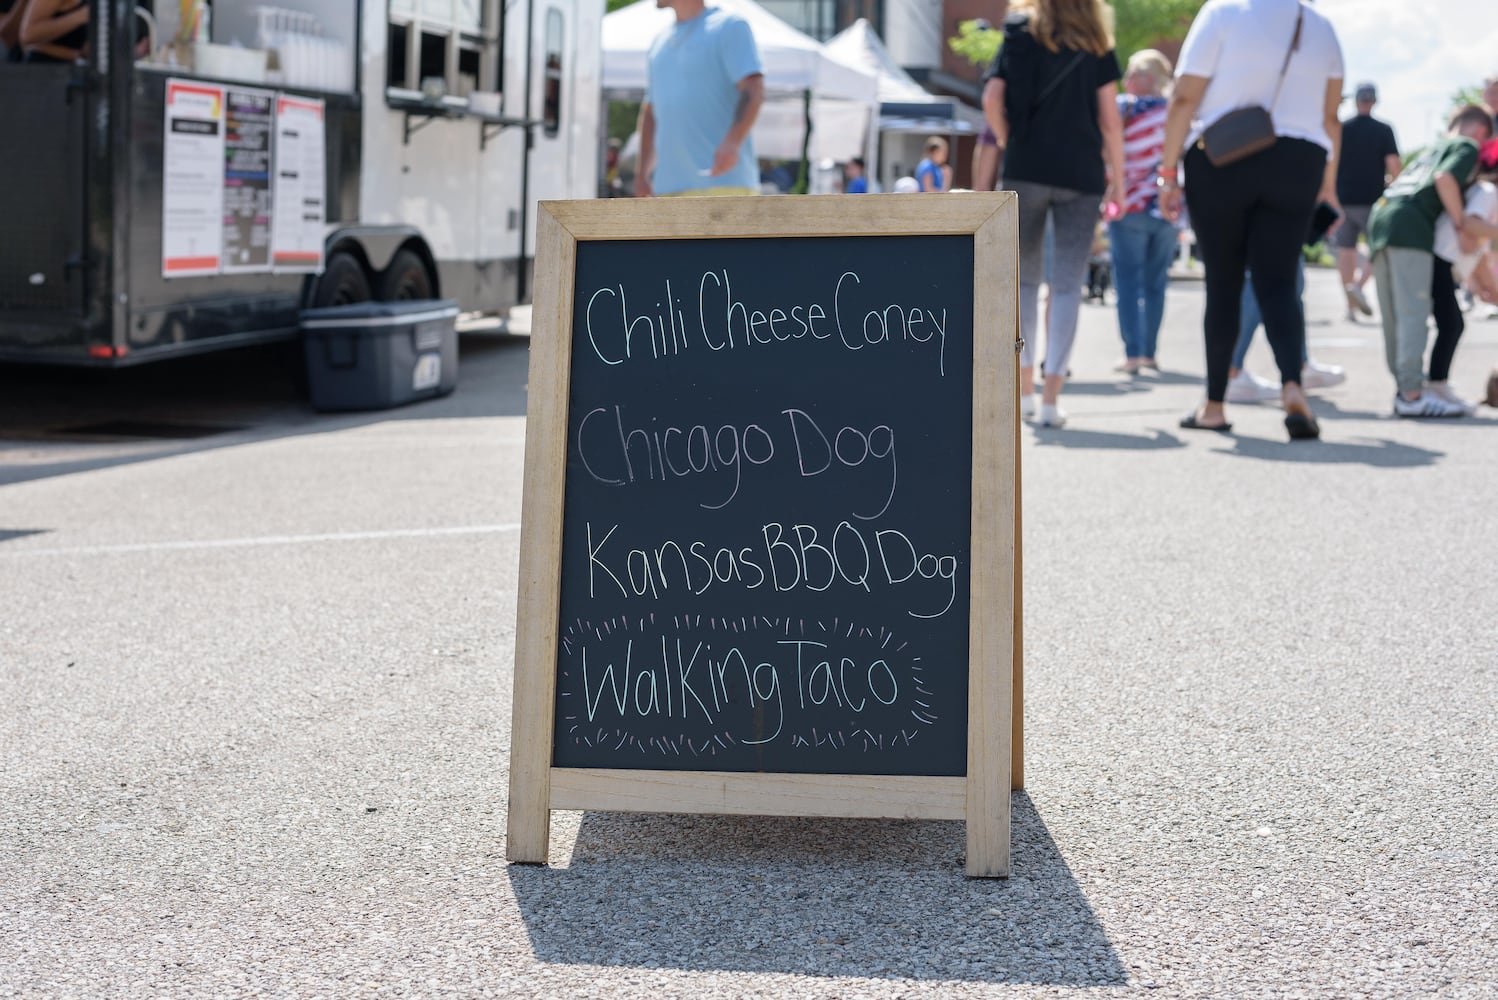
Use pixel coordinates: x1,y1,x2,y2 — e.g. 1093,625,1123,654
1015,338,1026,354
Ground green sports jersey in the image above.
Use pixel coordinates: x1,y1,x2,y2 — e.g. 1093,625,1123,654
1367,137,1480,253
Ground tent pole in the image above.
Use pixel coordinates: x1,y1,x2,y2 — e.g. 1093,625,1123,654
795,88,812,194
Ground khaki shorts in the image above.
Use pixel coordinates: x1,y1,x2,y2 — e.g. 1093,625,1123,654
1331,204,1372,250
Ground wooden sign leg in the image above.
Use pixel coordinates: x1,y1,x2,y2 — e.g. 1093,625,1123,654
1013,385,1025,792
966,196,1016,878
966,510,1015,877
506,726,553,863
965,645,1013,878
506,575,557,863
505,206,575,866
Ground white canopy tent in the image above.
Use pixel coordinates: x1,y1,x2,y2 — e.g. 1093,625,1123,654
602,0,879,166
825,18,983,190
828,21,942,108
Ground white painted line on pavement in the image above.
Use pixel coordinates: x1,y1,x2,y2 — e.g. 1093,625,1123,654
0,523,521,559
1308,336,1371,347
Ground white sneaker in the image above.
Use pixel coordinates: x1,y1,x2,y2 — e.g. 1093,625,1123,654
1038,403,1067,428
1425,381,1476,414
1226,368,1281,403
1302,359,1347,390
1345,284,1374,316
1393,392,1469,418
1019,394,1036,420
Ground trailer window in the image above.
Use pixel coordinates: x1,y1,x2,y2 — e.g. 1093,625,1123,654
387,22,410,87
419,30,446,84
387,0,501,99
542,9,563,137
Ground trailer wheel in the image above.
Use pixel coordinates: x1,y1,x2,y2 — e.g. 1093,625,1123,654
313,252,372,307
379,249,436,301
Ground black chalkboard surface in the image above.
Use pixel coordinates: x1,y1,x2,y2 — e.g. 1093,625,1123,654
551,235,974,776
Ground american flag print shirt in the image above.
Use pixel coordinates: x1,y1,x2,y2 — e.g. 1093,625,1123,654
1120,94,1169,217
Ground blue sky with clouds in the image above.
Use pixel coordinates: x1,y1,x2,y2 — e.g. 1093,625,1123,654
1319,0,1494,150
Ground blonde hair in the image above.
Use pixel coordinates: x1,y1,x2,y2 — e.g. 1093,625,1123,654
924,136,948,154
1014,0,1114,57
1125,49,1173,96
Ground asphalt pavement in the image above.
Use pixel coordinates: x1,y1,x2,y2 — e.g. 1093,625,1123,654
1,265,1495,999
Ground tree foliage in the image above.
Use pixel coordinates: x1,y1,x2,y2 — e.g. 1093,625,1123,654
1450,85,1485,113
607,0,635,12
948,19,1001,68
1112,0,1203,65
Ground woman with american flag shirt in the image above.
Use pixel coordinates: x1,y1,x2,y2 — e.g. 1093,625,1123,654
1109,50,1178,375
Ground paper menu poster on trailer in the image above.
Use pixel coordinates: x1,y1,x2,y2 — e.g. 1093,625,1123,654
162,80,226,278
271,95,326,272
222,88,276,274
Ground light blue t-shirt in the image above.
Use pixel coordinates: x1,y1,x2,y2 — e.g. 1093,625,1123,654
646,7,763,195
915,157,945,192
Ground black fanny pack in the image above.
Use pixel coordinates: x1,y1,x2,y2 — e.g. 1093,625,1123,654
1200,106,1278,167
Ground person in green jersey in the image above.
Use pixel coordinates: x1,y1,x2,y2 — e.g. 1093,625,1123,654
1367,104,1495,417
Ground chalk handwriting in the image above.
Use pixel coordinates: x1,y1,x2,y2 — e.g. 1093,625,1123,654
559,616,938,757
575,403,898,517
584,519,958,620
583,268,952,376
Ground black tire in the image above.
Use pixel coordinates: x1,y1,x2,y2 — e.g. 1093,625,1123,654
378,249,435,301
311,252,372,307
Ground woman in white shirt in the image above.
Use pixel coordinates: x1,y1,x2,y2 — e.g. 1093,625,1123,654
1158,0,1344,440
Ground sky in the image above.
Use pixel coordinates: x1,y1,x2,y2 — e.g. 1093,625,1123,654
1318,0,1497,150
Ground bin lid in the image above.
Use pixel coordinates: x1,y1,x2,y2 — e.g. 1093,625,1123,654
301,299,459,330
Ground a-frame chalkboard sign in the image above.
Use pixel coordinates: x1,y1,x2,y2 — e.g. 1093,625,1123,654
507,193,1022,877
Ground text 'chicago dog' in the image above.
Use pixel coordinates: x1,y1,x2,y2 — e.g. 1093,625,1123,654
575,404,896,515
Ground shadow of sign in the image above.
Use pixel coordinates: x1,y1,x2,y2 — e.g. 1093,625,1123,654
508,792,1125,985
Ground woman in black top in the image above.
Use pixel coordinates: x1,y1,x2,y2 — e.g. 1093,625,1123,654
20,0,88,63
982,0,1126,428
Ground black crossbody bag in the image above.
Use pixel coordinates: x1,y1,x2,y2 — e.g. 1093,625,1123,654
1034,51,1086,110
1199,4,1303,167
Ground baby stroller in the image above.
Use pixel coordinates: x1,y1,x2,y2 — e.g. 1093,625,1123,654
1086,224,1111,303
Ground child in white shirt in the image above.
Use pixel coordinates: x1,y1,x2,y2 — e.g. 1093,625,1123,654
1428,146,1498,410
1434,176,1498,300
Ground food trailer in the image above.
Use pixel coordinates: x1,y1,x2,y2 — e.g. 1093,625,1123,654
0,0,601,365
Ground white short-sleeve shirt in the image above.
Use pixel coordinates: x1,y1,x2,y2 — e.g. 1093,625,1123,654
1435,180,1498,277
1176,0,1345,153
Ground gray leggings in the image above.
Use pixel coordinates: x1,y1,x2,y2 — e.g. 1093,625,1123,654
1010,180,1103,374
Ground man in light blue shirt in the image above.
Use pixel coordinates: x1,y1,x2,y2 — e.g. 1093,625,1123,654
636,0,765,197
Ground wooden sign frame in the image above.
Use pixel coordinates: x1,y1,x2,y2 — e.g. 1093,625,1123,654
506,193,1022,878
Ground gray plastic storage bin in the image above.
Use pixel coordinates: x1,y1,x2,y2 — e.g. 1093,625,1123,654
300,300,460,411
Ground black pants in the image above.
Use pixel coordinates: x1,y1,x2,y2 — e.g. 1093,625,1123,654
1430,257,1464,382
1184,139,1326,401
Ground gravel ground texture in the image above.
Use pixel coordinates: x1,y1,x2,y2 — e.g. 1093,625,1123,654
1,266,1496,999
